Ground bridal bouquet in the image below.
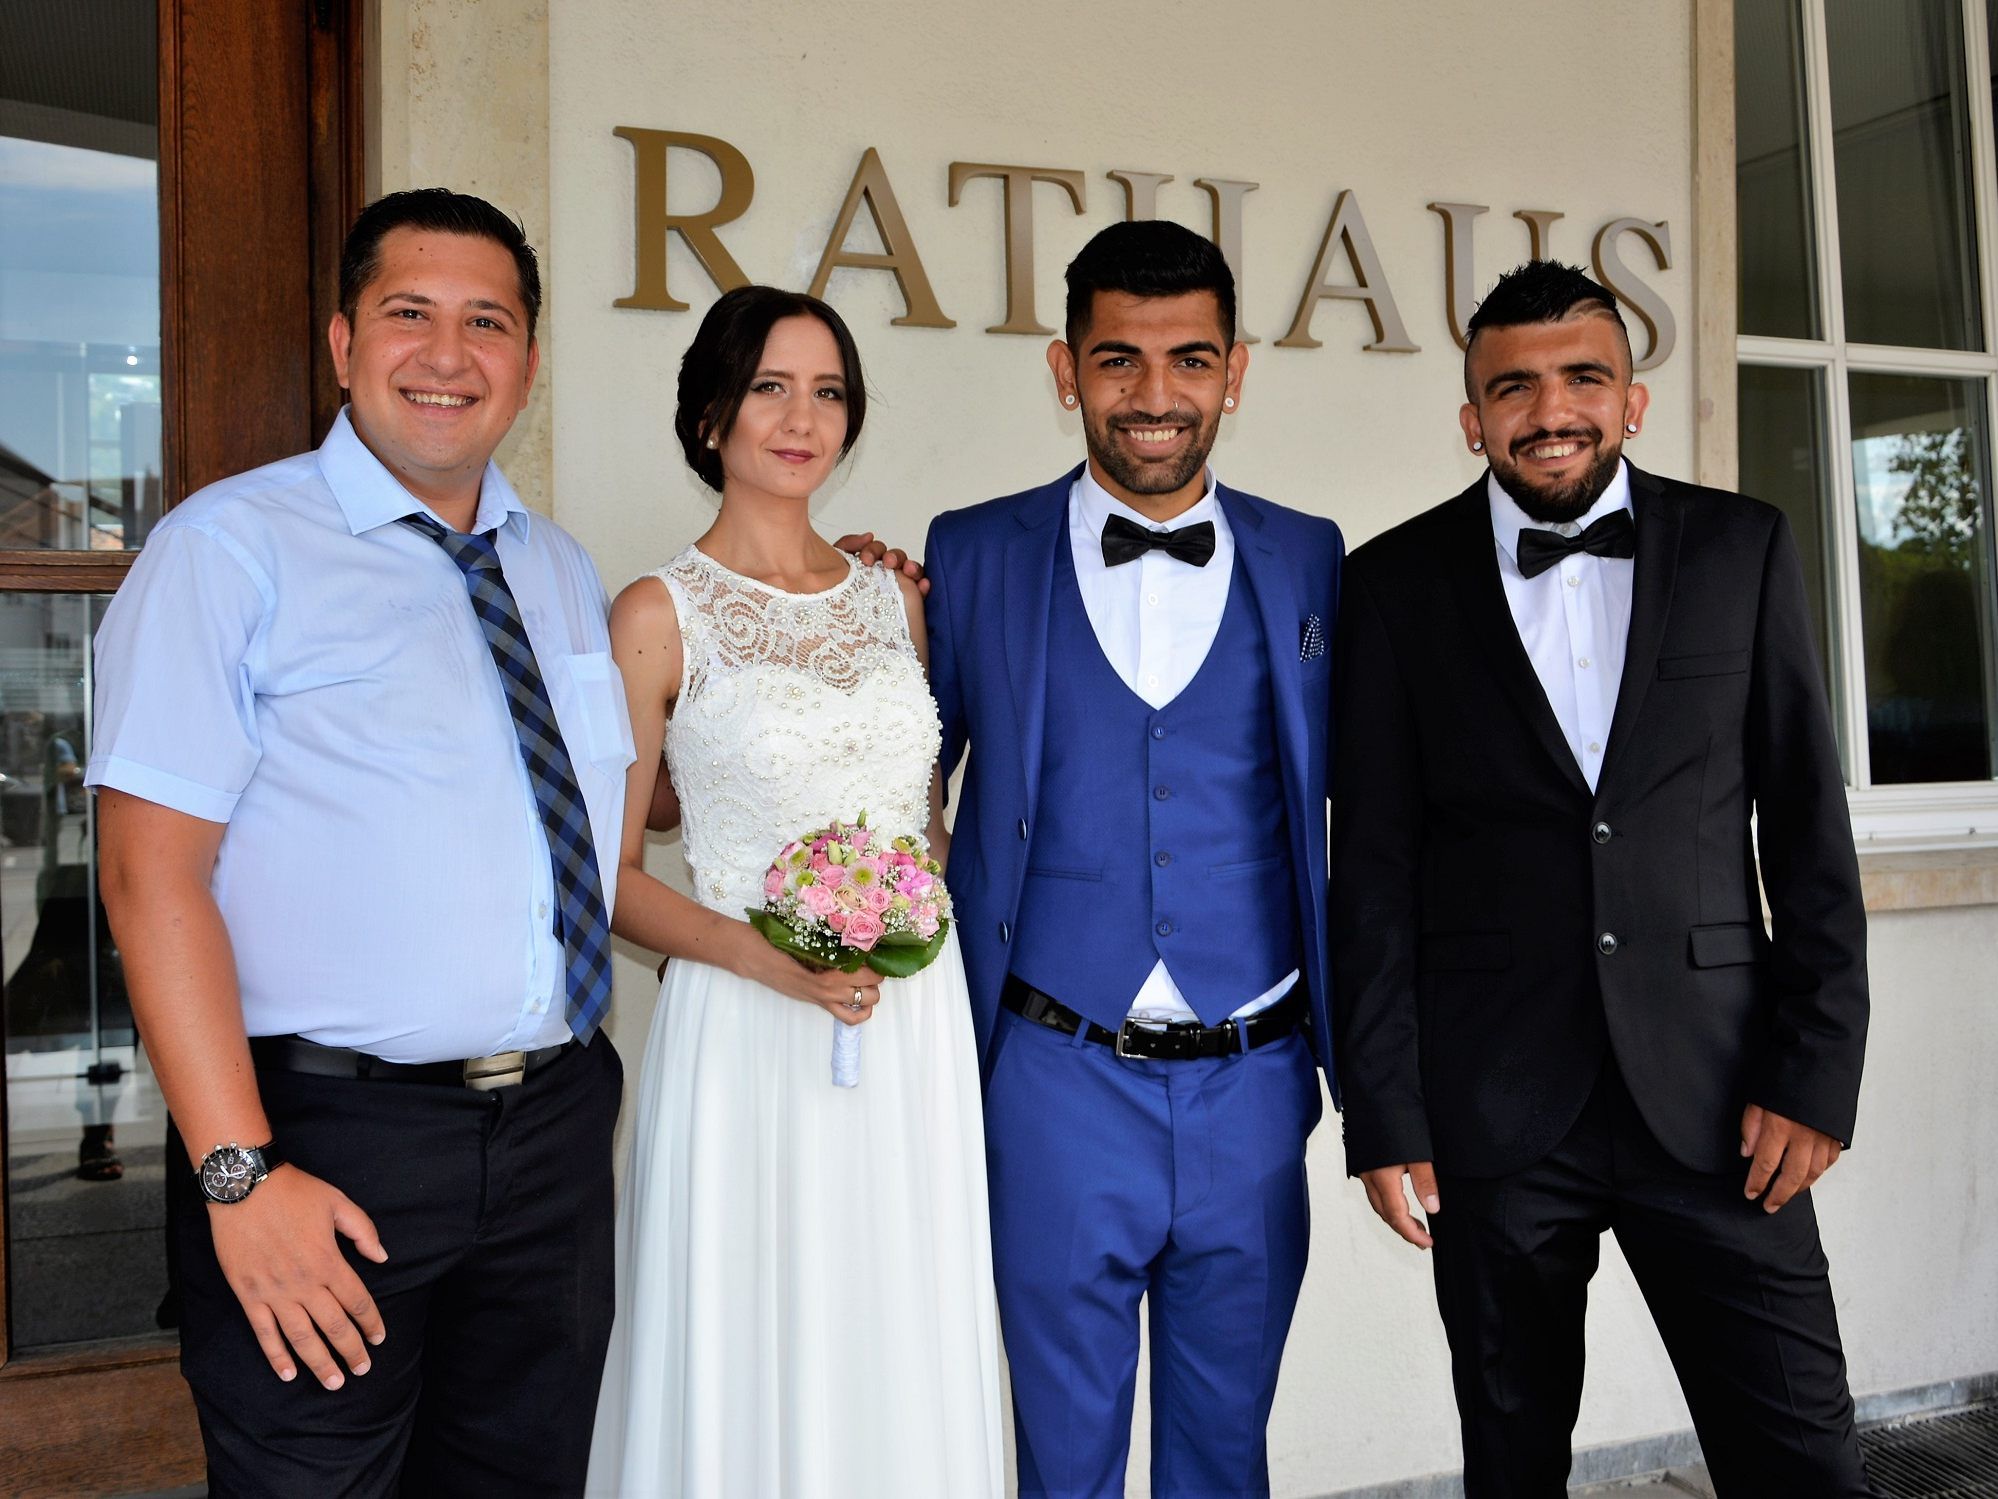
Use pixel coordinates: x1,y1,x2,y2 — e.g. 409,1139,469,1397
747,815,952,1087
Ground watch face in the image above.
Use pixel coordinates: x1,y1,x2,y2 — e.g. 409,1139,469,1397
199,1145,264,1204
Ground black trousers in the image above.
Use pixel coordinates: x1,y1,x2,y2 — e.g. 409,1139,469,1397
166,1036,622,1499
1430,1059,1874,1498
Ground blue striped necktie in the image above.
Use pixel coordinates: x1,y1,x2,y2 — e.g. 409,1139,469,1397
402,514,614,1043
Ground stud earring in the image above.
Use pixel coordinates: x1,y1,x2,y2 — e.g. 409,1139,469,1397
1625,423,1638,435
1063,394,1076,408
705,436,717,449
1471,440,1484,453
1224,397,1236,410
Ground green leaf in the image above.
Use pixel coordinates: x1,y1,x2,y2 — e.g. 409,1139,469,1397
853,921,950,979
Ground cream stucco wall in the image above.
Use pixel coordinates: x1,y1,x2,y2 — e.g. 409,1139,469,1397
370,1,1998,1493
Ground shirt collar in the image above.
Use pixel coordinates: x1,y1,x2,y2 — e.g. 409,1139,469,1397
1072,463,1223,542
1488,458,1633,567
317,406,531,542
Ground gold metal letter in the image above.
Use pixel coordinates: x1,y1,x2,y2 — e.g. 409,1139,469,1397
613,127,753,311
1428,201,1490,350
808,148,955,329
1108,170,1174,221
1592,217,1677,370
947,162,1088,335
1277,190,1418,352
1513,209,1564,262
1195,177,1261,344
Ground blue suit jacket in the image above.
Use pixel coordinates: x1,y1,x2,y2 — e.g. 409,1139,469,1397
924,465,1345,1079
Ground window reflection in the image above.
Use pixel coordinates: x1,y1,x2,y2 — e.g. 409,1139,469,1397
1736,0,1821,340
1825,0,1983,351
1850,375,1998,783
0,8,163,551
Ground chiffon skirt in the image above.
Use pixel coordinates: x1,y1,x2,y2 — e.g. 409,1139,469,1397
585,929,1004,1498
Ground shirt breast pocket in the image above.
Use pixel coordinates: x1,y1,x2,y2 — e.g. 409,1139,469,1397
555,651,637,772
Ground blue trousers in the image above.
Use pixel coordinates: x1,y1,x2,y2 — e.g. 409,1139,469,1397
984,1006,1323,1499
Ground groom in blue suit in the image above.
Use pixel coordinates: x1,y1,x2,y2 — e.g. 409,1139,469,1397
923,220,1343,1499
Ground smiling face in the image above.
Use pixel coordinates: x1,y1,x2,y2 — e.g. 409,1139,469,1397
712,314,850,506
1460,311,1648,524
1048,289,1247,521
328,227,538,525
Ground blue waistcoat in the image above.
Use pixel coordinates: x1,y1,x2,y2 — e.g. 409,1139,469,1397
1007,538,1301,1030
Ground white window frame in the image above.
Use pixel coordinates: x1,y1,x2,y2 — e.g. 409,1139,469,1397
1736,0,1998,847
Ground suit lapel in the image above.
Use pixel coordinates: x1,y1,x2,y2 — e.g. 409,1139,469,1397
1598,464,1684,792
1441,480,1594,798
1220,486,1318,948
1001,471,1074,820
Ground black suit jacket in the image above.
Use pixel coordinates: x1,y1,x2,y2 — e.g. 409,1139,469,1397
1330,465,1868,1178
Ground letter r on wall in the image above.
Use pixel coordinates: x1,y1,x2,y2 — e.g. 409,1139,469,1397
615,128,754,310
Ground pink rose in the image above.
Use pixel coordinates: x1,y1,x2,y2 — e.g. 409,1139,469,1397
913,908,940,939
800,884,838,918
844,910,885,950
862,884,892,914
764,868,786,898
834,883,864,912
827,910,849,933
816,862,847,890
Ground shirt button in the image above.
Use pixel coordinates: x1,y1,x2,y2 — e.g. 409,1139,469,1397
1155,851,1172,867
1577,657,1591,669
1566,574,1580,588
1017,819,1028,840
1588,741,1602,755
1592,821,1613,844
537,901,550,919
1147,592,1160,606
1156,919,1173,937
1154,785,1170,800
1146,674,1160,690
1151,724,1167,740
1597,931,1619,955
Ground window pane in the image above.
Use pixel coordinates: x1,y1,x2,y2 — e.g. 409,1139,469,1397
1824,0,1983,350
0,1,161,550
1849,373,1998,784
1736,0,1821,339
2,592,169,1349
1738,365,1843,766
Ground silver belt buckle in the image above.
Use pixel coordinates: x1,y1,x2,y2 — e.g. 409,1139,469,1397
464,1050,527,1091
1114,1019,1156,1060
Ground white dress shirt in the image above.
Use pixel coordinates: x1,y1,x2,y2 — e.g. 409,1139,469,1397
88,409,634,1062
1068,468,1299,1022
1487,460,1636,791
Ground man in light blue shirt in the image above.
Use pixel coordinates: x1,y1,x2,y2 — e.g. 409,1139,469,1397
88,190,633,1497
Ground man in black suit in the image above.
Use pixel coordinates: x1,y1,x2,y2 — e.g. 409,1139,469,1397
1331,260,1874,1496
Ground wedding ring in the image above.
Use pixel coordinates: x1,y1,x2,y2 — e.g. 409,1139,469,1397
849,988,865,1012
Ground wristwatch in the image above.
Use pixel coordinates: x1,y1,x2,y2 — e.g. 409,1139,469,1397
195,1140,286,1204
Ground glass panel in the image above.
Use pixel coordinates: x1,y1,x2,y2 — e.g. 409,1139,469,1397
1849,373,1998,784
3,593,169,1349
1736,0,1822,339
0,2,162,550
1738,364,1845,769
1824,0,1982,350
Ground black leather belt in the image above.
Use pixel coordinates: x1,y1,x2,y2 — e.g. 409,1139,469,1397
1001,976,1303,1061
249,1034,572,1091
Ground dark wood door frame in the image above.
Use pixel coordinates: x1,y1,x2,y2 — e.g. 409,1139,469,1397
0,2,364,1491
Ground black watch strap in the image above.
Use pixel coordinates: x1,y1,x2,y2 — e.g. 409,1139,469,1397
256,1140,284,1175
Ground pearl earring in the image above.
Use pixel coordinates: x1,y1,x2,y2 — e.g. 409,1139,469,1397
1471,440,1484,453
705,436,717,449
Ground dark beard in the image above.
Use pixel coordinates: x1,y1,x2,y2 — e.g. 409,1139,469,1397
1084,408,1217,498
1489,428,1622,523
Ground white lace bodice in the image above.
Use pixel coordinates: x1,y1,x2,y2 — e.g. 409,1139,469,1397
657,545,941,914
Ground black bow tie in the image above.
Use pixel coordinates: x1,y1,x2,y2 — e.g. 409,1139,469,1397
1515,508,1636,579
1101,513,1217,568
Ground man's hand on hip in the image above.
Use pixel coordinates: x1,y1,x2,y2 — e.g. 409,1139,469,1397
209,1165,388,1388
1741,1103,1843,1213
1359,1162,1439,1250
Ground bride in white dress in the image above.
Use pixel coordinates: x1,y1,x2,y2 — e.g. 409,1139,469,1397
586,288,1003,1498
